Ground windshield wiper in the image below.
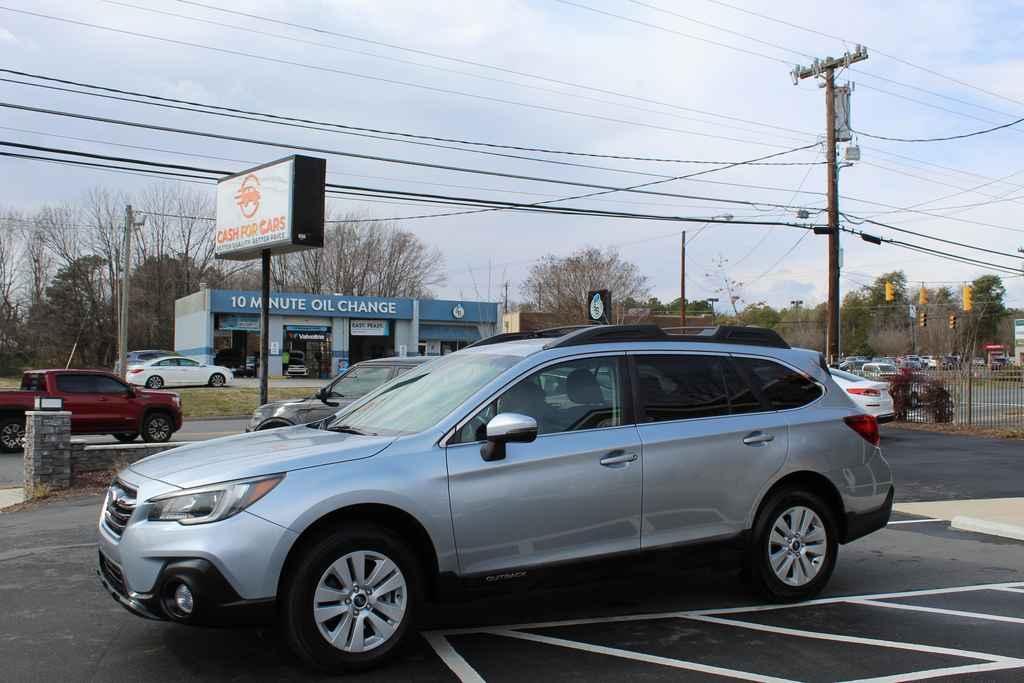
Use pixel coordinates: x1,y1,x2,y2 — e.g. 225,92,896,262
328,424,377,436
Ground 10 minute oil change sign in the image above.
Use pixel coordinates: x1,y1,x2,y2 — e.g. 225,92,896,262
214,155,326,260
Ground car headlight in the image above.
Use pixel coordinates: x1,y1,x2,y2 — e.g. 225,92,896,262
147,474,284,525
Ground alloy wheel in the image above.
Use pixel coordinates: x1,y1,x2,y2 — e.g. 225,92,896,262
767,505,827,587
147,376,164,389
210,374,225,387
1,422,24,450
312,550,407,653
146,415,171,441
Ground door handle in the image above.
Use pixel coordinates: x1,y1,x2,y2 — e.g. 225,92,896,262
600,450,638,466
742,431,774,446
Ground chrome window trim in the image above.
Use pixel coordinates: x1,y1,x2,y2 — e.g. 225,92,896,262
439,350,628,448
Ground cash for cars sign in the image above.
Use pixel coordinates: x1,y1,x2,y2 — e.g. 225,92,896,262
214,155,326,260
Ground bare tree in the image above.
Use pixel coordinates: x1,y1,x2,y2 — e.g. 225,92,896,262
520,247,649,324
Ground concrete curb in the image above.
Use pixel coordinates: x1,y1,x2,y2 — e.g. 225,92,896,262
951,516,1024,542
0,487,25,511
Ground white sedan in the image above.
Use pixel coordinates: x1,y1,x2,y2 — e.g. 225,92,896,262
127,356,234,389
830,368,894,423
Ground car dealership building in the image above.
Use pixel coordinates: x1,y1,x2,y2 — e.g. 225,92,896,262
174,288,499,378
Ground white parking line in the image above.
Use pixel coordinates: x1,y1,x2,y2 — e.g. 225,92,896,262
422,633,485,683
850,598,1024,625
993,587,1024,594
485,629,796,683
681,614,1014,663
838,659,1024,683
432,581,1024,635
887,519,944,525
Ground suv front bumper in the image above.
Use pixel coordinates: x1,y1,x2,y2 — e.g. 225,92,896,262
98,551,276,625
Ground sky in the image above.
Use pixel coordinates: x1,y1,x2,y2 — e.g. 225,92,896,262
1,0,1023,312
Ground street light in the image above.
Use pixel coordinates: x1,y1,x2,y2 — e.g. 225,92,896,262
790,300,804,307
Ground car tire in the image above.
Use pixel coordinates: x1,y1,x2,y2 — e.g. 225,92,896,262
112,433,138,443
0,416,25,453
208,373,226,388
748,487,838,602
281,523,421,673
145,376,164,389
141,412,174,443
256,419,292,431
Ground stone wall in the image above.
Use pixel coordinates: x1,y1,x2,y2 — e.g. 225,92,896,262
22,410,183,498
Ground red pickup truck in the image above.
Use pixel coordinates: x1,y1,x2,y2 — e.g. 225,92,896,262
0,369,183,452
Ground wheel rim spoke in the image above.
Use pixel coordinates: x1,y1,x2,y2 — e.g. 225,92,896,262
767,505,827,587
315,549,407,653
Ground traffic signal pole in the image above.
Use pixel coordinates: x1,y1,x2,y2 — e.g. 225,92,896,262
791,47,868,365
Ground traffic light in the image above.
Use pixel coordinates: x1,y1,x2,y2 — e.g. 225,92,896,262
884,281,894,302
963,285,973,312
918,287,928,306
918,311,928,327
948,313,957,329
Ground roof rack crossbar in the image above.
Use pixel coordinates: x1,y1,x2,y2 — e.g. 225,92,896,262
470,324,789,350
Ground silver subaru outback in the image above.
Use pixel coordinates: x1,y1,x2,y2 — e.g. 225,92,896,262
97,325,893,672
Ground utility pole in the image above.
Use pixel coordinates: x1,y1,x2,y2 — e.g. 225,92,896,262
117,205,145,380
791,46,868,365
679,230,686,327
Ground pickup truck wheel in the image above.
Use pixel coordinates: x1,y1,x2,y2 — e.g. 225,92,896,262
145,376,164,389
0,417,25,453
208,373,226,387
141,413,173,443
748,487,838,602
112,433,138,443
281,523,421,673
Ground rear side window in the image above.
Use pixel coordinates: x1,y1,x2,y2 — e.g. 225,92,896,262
734,357,823,410
634,355,731,422
55,374,126,394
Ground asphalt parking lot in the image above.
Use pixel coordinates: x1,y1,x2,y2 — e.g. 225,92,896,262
1,428,1022,682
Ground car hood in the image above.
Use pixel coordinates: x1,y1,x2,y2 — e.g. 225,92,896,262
129,426,394,489
257,395,357,414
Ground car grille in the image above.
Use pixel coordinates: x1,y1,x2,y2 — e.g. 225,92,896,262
99,551,128,596
103,480,138,538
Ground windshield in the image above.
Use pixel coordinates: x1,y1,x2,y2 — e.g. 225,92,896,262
326,352,520,436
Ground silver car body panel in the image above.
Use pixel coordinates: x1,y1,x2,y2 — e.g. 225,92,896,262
103,337,893,604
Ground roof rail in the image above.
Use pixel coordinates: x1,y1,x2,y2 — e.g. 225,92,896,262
464,325,591,349
544,324,789,349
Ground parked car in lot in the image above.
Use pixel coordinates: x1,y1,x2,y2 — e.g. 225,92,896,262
0,369,182,451
113,349,180,374
862,362,898,380
98,325,892,672
248,356,431,431
830,369,895,423
127,356,234,389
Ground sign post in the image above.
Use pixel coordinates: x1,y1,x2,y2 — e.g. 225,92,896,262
215,155,326,405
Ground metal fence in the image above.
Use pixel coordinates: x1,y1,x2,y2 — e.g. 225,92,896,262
871,367,1024,428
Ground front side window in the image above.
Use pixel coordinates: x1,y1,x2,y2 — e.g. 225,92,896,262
92,376,128,394
735,357,823,410
327,353,519,436
454,355,623,443
328,366,394,398
634,355,732,422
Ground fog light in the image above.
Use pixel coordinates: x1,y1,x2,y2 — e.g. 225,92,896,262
173,583,194,615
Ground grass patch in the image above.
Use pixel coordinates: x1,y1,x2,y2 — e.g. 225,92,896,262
0,376,20,389
176,386,314,418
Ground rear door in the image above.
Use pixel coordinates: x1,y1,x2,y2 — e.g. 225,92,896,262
446,354,643,575
53,374,103,432
633,353,790,548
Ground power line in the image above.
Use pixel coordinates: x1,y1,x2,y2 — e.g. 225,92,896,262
0,69,825,166
0,100,822,212
841,214,1024,260
0,5,807,150
852,117,1024,143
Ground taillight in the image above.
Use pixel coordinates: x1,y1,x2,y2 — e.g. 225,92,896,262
847,387,881,397
128,368,144,374
844,414,880,446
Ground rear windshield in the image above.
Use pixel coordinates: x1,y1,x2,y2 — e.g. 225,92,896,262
20,373,45,391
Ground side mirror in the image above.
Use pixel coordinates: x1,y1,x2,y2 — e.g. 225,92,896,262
480,413,537,462
316,388,339,407
126,385,137,398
